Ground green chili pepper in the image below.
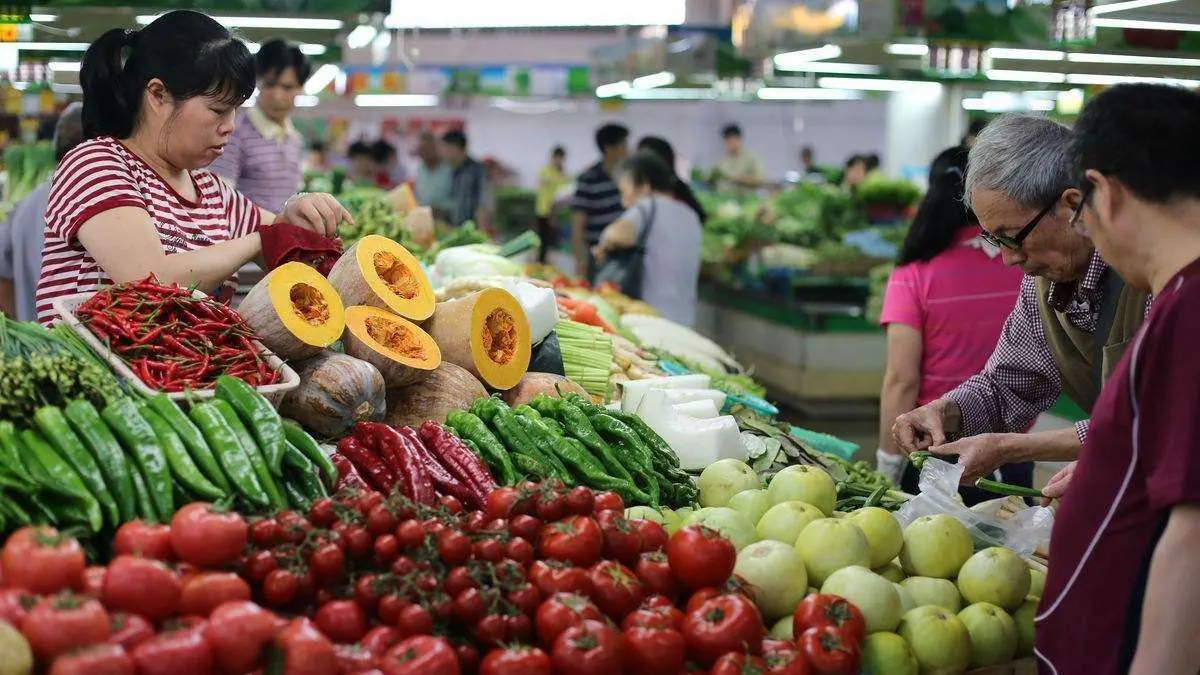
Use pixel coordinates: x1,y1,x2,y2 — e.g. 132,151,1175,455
561,437,652,505
0,422,36,487
188,402,268,509
63,400,138,523
974,478,1045,499
282,475,314,511
211,399,286,510
513,404,542,421
555,402,636,483
909,451,930,469
588,412,657,474
216,376,285,476
35,405,120,526
145,394,232,494
511,452,550,480
136,402,225,501
102,398,174,522
574,399,682,472
505,413,574,486
282,420,337,490
20,429,103,532
283,443,327,501
446,411,517,486
128,462,159,522
528,394,562,419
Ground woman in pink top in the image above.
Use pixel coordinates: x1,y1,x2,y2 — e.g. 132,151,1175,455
877,146,1025,504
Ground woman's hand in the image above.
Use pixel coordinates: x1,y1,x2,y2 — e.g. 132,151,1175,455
279,192,352,237
1041,461,1076,505
591,243,608,264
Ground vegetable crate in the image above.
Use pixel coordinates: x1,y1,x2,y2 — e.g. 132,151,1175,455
52,291,300,404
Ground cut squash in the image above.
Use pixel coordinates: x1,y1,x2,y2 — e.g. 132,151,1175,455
328,235,436,320
386,361,487,428
423,288,531,391
237,262,346,360
279,352,386,438
344,305,442,388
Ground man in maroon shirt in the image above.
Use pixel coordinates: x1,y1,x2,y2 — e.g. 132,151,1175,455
1036,83,1200,674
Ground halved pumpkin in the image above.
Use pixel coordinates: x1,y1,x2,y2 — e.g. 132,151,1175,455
422,288,531,391
328,235,436,320
237,261,345,360
343,305,442,388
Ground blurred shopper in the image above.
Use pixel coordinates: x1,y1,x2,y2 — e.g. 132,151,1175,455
414,131,453,216
572,123,629,280
35,10,348,325
304,139,329,173
876,146,1026,503
210,37,308,212
593,151,701,326
1036,83,1200,675
535,145,569,263
841,154,868,192
346,140,376,186
714,123,764,196
865,152,881,175
637,135,707,224
371,139,402,189
962,117,988,149
0,103,84,320
798,145,824,182
441,130,485,227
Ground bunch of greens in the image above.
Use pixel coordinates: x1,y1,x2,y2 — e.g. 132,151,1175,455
0,319,123,421
770,183,867,247
856,175,923,210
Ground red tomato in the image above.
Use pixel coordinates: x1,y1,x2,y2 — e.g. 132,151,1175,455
308,499,338,528
539,516,603,567
81,566,106,597
249,517,282,547
436,530,472,566
380,636,460,675
472,614,508,649
506,613,533,642
0,588,36,626
113,521,173,561
309,543,347,582
394,520,425,550
360,626,402,658
374,535,400,565
452,588,489,626
454,642,480,674
243,550,278,583
565,486,595,515
667,526,736,590
315,600,368,644
529,561,593,598
765,646,814,675
107,612,154,652
596,511,643,566
792,595,866,647
639,594,675,611
686,588,722,615
592,491,624,513
169,503,248,568
634,519,669,552
102,555,181,623
396,604,433,637
620,627,687,675
634,551,680,600
798,626,860,675
178,572,251,617
131,624,213,675
47,643,134,675
278,510,313,545
479,645,550,675
534,592,605,648
504,537,535,566
367,505,398,537
205,600,279,675
506,582,542,617
473,538,505,563
334,644,377,673
21,592,110,661
1,526,85,594
443,567,475,598
353,574,386,613
484,487,531,520
681,594,765,666
534,491,568,522
276,617,339,675
761,638,794,656
588,560,644,620
262,569,301,608
711,653,768,675
508,515,541,543
622,605,684,631
551,619,621,675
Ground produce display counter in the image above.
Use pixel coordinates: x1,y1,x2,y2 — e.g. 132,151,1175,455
694,282,885,403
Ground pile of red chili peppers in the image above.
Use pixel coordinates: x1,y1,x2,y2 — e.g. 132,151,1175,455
333,421,496,510
75,276,282,392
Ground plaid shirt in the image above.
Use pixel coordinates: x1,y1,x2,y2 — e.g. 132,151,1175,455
946,253,1152,444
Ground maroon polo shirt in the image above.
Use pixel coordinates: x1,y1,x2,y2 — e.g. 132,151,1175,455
1035,256,1200,674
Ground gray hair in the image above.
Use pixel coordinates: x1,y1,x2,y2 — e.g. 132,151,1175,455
963,114,1075,210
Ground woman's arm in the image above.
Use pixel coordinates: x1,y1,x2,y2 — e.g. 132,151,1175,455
879,323,923,455
598,217,638,251
77,206,262,289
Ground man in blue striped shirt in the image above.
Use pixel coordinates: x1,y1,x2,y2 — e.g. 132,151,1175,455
571,123,629,280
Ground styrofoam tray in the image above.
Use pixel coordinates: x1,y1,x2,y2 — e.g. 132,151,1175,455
53,289,300,404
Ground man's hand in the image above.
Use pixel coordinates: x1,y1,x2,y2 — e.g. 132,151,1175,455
1040,461,1076,505
928,433,1014,484
892,398,959,454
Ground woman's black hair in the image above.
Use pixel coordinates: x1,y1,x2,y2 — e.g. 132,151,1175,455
80,10,255,140
616,150,674,193
371,139,396,163
897,145,977,266
347,140,373,159
255,37,312,83
637,135,707,223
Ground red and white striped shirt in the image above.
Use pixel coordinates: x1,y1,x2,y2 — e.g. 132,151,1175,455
35,137,262,326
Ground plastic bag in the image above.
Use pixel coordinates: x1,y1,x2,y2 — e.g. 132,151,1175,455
894,456,1054,557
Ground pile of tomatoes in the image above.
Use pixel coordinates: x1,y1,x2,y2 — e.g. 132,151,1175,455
0,480,870,675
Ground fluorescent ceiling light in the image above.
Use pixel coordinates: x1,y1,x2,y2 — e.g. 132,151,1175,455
14,42,89,52
758,87,863,100
595,81,632,98
1092,17,1200,31
385,0,686,29
773,44,842,69
885,43,929,56
47,61,81,73
623,88,723,100
1068,52,1200,66
304,64,340,95
985,69,1068,83
137,15,342,29
962,96,1054,112
1090,0,1179,15
346,25,378,50
242,41,326,56
1066,72,1200,86
355,94,439,107
985,47,1065,61
775,62,881,75
294,95,319,108
29,13,56,22
631,71,675,89
817,77,941,92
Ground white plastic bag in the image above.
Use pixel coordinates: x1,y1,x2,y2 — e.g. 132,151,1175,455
894,457,1055,557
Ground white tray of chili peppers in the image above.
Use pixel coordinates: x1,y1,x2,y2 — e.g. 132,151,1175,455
52,277,300,402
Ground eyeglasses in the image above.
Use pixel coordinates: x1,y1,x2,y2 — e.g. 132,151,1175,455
979,199,1058,251
1069,182,1095,230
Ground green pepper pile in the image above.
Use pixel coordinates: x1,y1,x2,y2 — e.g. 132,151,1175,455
444,394,697,509
822,453,909,512
0,375,335,536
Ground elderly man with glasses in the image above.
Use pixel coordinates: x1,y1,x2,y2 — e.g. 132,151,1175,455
891,114,1150,497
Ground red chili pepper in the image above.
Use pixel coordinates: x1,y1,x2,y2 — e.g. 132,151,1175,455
399,426,476,507
417,421,497,507
330,452,371,492
337,436,396,494
135,325,168,345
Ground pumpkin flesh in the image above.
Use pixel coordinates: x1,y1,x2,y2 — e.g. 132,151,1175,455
239,262,345,360
328,235,435,321
343,305,441,388
424,288,531,391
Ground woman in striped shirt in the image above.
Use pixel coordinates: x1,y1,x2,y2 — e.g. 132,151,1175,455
35,10,349,326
